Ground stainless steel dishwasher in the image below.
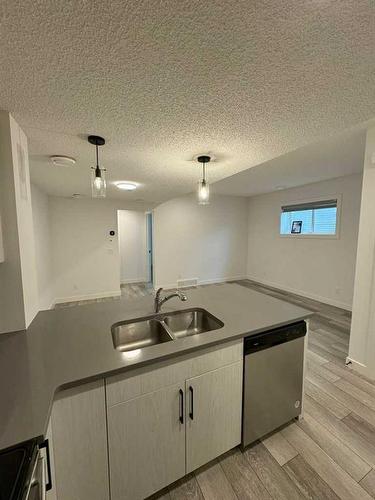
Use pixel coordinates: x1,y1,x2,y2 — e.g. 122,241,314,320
242,321,306,448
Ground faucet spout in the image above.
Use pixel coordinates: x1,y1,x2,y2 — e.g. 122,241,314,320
154,287,188,313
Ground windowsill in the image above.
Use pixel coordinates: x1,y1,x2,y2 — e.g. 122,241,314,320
279,233,339,240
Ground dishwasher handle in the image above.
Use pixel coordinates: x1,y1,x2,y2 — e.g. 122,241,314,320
244,321,306,355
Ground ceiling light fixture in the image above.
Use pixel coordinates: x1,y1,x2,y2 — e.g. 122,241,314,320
197,155,211,205
115,182,137,191
50,155,76,167
88,135,106,198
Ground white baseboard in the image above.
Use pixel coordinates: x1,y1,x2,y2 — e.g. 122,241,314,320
48,299,57,310
156,275,247,290
246,275,352,311
120,278,148,285
54,290,121,305
345,356,375,381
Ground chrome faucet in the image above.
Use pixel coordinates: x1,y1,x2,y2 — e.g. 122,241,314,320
154,287,187,313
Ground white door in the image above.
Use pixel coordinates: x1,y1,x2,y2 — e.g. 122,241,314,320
108,382,186,500
186,362,243,473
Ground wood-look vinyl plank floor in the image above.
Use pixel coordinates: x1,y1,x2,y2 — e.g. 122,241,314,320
360,469,375,498
56,279,375,499
283,454,340,500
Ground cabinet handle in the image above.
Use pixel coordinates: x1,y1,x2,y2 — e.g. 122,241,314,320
179,389,184,424
189,386,194,420
39,439,52,491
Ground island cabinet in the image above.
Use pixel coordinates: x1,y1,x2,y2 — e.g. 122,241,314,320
106,339,243,500
50,380,110,500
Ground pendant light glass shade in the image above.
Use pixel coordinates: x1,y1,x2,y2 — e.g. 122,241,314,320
197,155,210,205
91,166,106,198
197,179,210,205
88,135,107,198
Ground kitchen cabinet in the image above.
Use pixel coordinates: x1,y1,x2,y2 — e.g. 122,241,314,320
48,341,242,500
51,380,110,500
186,361,242,473
108,382,185,500
106,340,243,500
45,418,57,500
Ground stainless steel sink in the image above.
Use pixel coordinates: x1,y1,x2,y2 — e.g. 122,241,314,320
112,308,224,352
111,318,173,352
162,308,224,339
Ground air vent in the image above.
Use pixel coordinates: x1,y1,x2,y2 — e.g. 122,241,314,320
177,278,198,288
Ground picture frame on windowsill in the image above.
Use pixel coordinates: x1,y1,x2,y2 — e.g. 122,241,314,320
291,221,302,234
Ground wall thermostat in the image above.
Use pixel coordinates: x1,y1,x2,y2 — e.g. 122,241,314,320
109,230,115,236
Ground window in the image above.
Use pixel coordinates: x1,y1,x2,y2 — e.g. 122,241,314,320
280,199,338,236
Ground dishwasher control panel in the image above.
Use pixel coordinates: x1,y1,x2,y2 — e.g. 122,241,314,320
244,321,306,354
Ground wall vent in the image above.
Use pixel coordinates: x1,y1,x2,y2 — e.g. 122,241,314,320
177,278,198,288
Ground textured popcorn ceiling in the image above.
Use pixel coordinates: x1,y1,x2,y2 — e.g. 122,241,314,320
0,1,374,203
213,128,366,197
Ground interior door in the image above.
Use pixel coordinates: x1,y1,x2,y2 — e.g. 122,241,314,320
185,362,243,473
108,382,185,500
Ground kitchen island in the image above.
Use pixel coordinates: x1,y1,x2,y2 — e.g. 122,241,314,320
0,283,312,499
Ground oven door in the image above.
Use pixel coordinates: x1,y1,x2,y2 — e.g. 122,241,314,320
26,453,46,500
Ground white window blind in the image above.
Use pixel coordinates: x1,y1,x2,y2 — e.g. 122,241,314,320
280,199,337,235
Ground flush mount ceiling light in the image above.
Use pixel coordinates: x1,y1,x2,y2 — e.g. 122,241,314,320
197,155,211,205
50,155,76,167
115,182,137,191
88,135,106,198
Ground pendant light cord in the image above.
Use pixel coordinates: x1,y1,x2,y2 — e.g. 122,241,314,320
95,142,99,168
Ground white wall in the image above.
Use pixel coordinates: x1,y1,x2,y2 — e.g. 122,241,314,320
153,194,248,288
49,197,150,303
246,174,362,310
12,120,39,326
0,112,25,332
117,210,147,284
0,111,39,333
349,126,375,379
50,197,120,302
31,184,54,310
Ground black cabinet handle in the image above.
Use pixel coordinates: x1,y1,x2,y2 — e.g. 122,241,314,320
39,439,52,491
189,386,194,420
179,389,184,424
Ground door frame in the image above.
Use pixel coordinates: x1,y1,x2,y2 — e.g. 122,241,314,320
146,211,154,285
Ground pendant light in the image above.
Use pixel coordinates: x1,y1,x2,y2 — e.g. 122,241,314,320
197,155,210,205
88,135,106,198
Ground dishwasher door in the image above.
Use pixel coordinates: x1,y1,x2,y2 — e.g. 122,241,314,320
242,326,305,448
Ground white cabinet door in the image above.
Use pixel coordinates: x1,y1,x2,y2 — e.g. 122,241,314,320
108,382,186,500
186,361,243,473
51,380,110,500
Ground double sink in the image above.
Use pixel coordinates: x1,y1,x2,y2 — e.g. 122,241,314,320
112,308,224,352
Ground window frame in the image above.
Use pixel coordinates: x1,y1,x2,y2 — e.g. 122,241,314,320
279,193,342,240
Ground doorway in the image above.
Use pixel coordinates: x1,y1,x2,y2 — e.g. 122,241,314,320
146,212,154,285
117,210,154,298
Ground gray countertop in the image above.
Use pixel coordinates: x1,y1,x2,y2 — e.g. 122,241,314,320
0,283,312,450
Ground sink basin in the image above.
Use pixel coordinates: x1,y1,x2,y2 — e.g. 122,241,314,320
111,308,224,352
111,318,173,352
162,308,224,338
